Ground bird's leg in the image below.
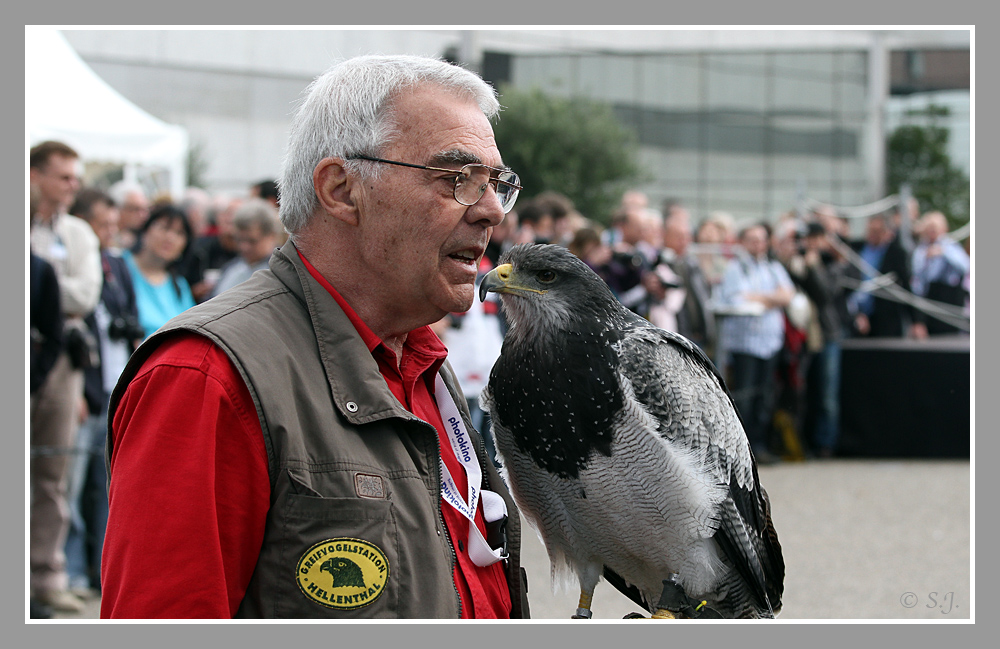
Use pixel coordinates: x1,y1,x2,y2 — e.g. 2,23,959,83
571,563,602,619
649,574,715,619
572,588,595,619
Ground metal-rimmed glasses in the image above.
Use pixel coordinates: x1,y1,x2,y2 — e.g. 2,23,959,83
347,154,522,214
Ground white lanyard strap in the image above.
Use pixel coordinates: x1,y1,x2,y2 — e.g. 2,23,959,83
434,374,508,567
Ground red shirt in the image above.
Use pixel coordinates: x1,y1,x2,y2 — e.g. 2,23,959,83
102,253,510,619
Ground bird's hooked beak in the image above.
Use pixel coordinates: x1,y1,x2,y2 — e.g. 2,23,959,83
479,264,513,302
480,263,549,302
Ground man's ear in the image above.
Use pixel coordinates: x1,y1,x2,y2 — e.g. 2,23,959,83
313,157,359,226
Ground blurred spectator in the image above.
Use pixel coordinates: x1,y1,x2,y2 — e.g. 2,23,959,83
605,205,653,314
29,249,62,620
715,223,795,464
892,195,922,256
29,140,102,613
620,189,649,211
180,186,213,239
108,180,150,250
693,217,729,288
568,226,613,272
182,195,241,302
65,188,142,596
910,211,970,336
658,208,717,357
485,208,518,267
123,204,197,338
812,204,851,243
211,199,283,298
845,213,916,338
771,220,823,458
707,210,737,246
251,178,280,209
30,251,63,396
515,191,574,245
798,222,849,458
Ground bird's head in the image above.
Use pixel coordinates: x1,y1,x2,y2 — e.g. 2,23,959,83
479,243,627,338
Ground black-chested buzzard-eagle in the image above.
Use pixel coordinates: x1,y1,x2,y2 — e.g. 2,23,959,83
479,243,784,619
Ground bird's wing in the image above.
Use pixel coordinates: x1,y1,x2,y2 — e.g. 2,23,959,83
616,325,784,615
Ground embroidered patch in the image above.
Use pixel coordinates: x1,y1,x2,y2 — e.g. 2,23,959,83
354,473,386,499
296,538,389,610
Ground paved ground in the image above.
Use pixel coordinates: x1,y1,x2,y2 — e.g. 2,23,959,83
48,458,971,621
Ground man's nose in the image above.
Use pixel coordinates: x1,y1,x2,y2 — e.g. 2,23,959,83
467,184,506,228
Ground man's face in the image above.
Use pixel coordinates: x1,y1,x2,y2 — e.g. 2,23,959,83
663,220,691,255
351,85,506,322
119,191,150,232
866,218,888,246
31,154,80,213
235,224,276,266
88,201,120,250
620,210,645,246
741,226,769,259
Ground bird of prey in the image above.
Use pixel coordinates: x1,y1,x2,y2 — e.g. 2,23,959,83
479,243,784,619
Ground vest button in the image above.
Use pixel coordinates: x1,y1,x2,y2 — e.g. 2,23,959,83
345,401,359,413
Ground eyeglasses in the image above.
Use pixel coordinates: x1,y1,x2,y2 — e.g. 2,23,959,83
347,155,522,214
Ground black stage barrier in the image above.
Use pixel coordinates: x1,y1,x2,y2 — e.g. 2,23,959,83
838,335,970,458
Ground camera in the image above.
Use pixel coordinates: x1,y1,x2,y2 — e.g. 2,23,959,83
108,315,145,342
65,322,100,370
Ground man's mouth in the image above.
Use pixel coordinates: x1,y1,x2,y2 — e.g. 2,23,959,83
447,248,481,266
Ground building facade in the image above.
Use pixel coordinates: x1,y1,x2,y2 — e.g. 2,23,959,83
59,28,970,224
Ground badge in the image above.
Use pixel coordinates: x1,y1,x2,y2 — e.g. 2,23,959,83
296,538,389,610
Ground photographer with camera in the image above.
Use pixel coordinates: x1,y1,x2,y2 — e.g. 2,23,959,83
64,188,143,601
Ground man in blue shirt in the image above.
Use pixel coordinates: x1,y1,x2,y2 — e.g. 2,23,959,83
716,223,794,464
910,211,969,336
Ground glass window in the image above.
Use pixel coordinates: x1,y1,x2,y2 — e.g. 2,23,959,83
638,54,702,111
706,53,768,112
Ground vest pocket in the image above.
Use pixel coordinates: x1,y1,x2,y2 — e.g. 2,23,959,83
276,492,398,617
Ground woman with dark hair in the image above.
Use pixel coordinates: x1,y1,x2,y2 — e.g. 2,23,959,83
122,204,196,339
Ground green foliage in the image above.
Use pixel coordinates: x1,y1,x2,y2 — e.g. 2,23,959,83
885,108,969,228
186,138,211,189
492,85,644,225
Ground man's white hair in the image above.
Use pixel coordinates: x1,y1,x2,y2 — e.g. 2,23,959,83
278,54,501,234
108,180,147,207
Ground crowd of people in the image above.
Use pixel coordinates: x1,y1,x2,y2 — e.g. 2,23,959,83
440,186,971,469
28,140,283,617
28,56,970,619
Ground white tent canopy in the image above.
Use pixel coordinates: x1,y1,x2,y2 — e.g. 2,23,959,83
26,27,188,200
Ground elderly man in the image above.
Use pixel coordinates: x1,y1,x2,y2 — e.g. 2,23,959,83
108,180,150,250
210,198,283,298
102,55,527,619
910,211,970,336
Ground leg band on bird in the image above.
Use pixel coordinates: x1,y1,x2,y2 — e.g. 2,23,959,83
572,589,594,619
652,574,724,619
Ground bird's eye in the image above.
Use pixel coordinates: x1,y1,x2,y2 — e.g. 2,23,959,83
537,270,557,283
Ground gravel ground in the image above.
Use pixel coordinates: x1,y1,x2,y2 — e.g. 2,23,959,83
48,458,971,621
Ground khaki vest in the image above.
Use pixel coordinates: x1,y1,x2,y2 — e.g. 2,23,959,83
108,240,528,618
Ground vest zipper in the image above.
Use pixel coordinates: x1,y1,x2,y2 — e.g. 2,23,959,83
414,416,463,619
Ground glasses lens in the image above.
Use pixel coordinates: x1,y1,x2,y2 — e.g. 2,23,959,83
453,165,488,206
496,171,520,213
453,165,520,213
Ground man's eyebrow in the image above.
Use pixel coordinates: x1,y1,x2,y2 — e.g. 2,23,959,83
428,149,510,172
